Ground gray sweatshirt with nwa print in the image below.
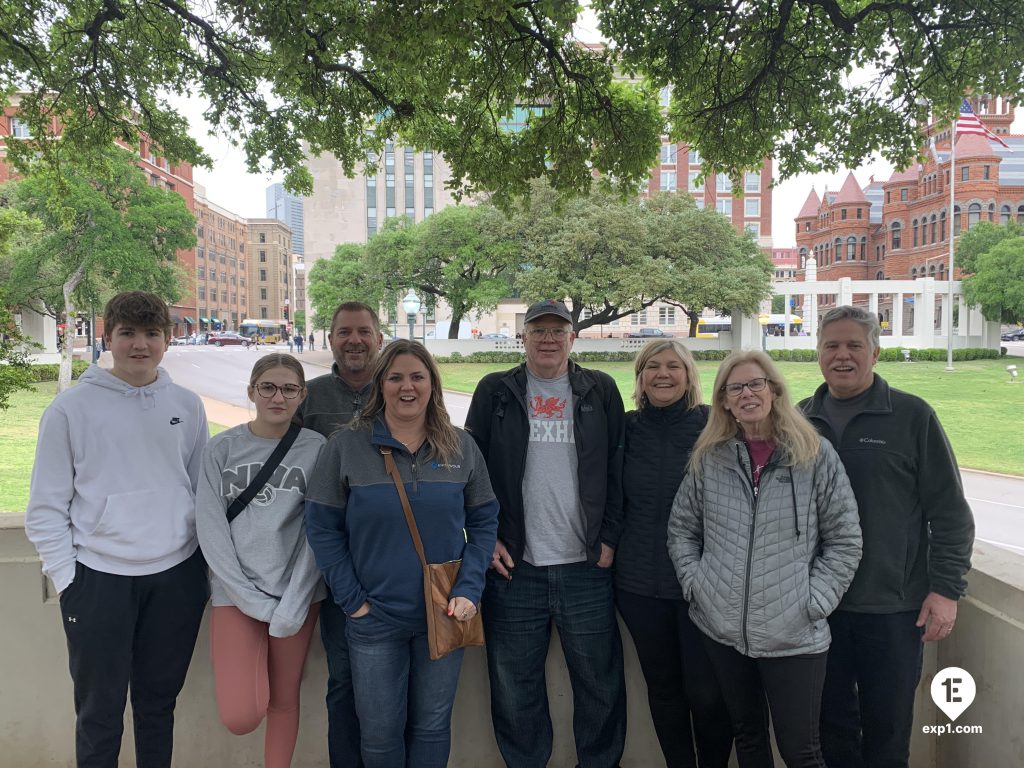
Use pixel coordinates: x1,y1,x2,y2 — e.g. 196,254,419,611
196,423,327,637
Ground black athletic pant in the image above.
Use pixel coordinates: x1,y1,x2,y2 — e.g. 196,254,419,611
702,635,828,768
59,550,208,768
616,590,735,768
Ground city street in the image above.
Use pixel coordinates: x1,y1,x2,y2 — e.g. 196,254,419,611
159,345,1023,560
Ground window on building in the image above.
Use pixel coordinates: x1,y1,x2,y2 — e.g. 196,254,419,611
1001,205,1012,224
260,307,267,319
660,171,677,192
856,208,863,219
912,219,918,247
744,172,760,193
847,236,857,260
745,222,760,238
9,117,31,137
860,237,867,260
1018,205,1024,224
198,266,205,279
983,165,991,180
891,221,902,249
260,288,267,300
968,202,981,229
716,173,732,193
900,188,908,201
953,206,961,236
988,203,995,221
745,198,760,218
660,143,678,164
259,232,266,243
659,86,672,108
221,291,228,303
841,208,848,221
630,311,649,326
715,198,732,216
961,166,969,182
198,286,206,300
688,171,704,193
930,215,937,243
940,211,946,240
658,306,676,324
423,149,434,218
694,198,705,209
876,270,884,280
689,149,701,165
259,269,267,281
209,268,217,281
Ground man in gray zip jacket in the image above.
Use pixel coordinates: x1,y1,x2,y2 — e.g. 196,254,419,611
298,301,383,768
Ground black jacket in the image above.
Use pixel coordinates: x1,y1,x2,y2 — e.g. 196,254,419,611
464,361,625,565
800,375,975,613
616,399,709,600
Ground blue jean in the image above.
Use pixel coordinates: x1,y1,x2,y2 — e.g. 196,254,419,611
345,612,464,768
319,589,363,767
820,610,924,768
483,560,626,768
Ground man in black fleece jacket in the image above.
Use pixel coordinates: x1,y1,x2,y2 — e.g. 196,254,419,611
801,305,974,768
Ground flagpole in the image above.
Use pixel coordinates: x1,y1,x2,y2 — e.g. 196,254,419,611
946,116,956,372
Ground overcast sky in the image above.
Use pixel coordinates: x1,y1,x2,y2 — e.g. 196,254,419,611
178,13,1019,249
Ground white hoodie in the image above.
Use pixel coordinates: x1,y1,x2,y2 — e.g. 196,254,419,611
25,365,209,593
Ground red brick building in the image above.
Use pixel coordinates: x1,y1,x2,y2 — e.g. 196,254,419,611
1,98,198,336
645,133,774,247
793,97,1022,317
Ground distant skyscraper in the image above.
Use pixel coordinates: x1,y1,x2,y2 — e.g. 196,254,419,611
265,183,305,256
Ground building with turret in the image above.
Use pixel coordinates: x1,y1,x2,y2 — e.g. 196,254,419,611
792,96,1024,322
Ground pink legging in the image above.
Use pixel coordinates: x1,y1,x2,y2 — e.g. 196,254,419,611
210,602,321,768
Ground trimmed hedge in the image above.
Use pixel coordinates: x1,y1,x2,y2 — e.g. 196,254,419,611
433,347,1001,364
30,361,90,382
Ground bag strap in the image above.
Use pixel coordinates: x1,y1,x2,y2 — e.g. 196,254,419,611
380,446,428,568
226,422,302,524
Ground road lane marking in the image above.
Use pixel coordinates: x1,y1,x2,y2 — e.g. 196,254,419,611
976,537,1024,555
965,497,1024,511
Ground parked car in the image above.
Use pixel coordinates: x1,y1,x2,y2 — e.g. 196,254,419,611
171,336,189,346
624,328,674,338
478,333,510,340
208,332,251,347
1000,328,1024,342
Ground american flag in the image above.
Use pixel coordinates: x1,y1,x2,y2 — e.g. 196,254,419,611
956,99,1009,147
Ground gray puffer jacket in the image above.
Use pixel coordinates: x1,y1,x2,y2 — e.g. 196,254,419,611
667,437,862,658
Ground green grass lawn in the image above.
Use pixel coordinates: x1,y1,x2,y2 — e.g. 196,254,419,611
2,359,1021,513
0,381,227,514
439,359,1024,476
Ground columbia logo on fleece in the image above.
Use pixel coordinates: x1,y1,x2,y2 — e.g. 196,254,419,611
859,437,887,445
431,462,462,470
169,417,182,425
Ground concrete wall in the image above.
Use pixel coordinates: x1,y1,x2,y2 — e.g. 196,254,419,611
4,513,1019,768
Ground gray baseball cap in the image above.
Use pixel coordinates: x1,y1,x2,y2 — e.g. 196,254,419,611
524,299,572,324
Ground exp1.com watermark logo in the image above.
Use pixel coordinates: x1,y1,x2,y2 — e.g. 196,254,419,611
923,667,984,736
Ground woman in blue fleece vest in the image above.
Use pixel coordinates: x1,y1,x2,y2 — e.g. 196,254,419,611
305,340,499,768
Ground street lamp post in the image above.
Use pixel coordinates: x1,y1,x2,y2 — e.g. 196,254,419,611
402,288,421,342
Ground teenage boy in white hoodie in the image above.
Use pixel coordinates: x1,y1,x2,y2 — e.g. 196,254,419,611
26,291,209,768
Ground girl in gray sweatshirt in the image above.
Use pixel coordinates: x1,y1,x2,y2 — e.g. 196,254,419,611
196,354,326,767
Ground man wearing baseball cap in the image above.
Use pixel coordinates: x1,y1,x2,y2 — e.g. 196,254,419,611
465,299,627,768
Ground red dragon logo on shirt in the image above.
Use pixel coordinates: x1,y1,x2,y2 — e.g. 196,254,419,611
530,396,567,419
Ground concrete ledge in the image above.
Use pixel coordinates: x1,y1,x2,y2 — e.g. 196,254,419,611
3,520,1022,767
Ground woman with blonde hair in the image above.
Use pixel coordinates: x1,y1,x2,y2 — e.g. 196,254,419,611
667,350,862,768
305,340,498,768
615,340,733,767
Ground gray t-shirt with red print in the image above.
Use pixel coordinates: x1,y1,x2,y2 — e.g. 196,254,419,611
521,369,587,566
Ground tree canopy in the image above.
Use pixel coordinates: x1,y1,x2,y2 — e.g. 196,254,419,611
3,2,1022,203
957,221,1024,323
2,147,196,389
307,185,773,336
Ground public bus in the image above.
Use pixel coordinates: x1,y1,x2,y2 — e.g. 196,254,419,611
761,314,803,336
238,318,288,343
696,316,732,338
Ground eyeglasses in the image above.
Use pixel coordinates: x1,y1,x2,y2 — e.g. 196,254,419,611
255,383,303,399
722,377,770,397
527,328,570,340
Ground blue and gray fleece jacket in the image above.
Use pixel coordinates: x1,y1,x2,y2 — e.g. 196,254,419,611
305,418,498,632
